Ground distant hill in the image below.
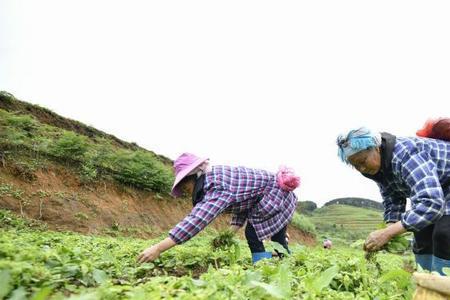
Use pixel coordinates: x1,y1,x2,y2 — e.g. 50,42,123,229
296,200,317,215
324,197,383,211
310,204,383,241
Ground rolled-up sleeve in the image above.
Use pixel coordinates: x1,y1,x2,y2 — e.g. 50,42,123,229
399,152,445,232
169,190,232,244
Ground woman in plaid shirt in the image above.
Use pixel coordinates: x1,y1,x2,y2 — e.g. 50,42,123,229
337,127,450,275
138,153,300,264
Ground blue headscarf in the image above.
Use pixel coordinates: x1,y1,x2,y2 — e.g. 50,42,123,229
336,127,381,164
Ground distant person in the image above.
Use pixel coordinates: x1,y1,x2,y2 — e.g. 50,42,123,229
137,153,300,264
323,239,332,249
336,127,450,275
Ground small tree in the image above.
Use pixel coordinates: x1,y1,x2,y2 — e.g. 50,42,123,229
50,131,88,161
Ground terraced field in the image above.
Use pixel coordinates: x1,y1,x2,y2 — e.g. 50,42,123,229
310,204,383,242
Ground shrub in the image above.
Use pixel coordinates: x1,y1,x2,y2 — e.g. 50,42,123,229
111,150,173,193
50,131,88,161
79,150,99,183
5,114,37,132
291,212,316,235
0,91,15,103
80,162,98,183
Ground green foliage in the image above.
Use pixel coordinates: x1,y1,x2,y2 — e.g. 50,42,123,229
377,223,411,254
305,265,340,293
0,269,12,299
324,197,384,211
0,108,174,194
0,91,15,103
0,209,46,231
80,161,98,183
296,200,317,215
385,235,410,254
0,183,15,196
5,114,37,132
0,184,29,215
311,205,383,243
211,229,237,249
211,230,241,265
0,210,415,299
379,269,411,290
291,212,316,234
111,151,173,193
50,131,89,161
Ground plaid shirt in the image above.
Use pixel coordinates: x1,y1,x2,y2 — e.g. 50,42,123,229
380,137,450,232
169,165,298,244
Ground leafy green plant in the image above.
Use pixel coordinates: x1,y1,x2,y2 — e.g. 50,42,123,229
0,183,14,196
80,161,98,183
377,223,411,254
0,210,415,300
305,265,340,294
5,114,37,132
111,151,173,193
211,230,236,249
50,131,88,161
211,230,241,266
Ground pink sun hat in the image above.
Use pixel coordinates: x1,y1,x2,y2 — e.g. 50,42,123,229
171,152,209,197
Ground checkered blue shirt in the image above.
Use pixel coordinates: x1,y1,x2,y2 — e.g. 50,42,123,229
169,165,298,244
380,137,450,232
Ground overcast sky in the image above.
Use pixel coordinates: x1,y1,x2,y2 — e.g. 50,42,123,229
1,1,449,206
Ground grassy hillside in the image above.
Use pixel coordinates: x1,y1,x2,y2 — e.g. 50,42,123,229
324,197,383,211
0,91,170,164
0,99,174,193
0,92,315,244
310,204,383,243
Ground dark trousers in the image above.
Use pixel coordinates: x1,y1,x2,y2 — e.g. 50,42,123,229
413,215,450,259
245,222,290,254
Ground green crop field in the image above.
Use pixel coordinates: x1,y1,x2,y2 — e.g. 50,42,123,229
0,209,415,300
309,204,383,243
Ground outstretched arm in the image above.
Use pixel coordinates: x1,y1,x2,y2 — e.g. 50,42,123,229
137,190,232,263
137,237,176,264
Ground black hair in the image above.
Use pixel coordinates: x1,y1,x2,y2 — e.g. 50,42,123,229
179,174,197,187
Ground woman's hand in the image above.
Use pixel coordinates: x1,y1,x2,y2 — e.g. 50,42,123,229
285,232,290,243
364,229,391,251
137,237,177,264
364,221,407,252
137,245,161,264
